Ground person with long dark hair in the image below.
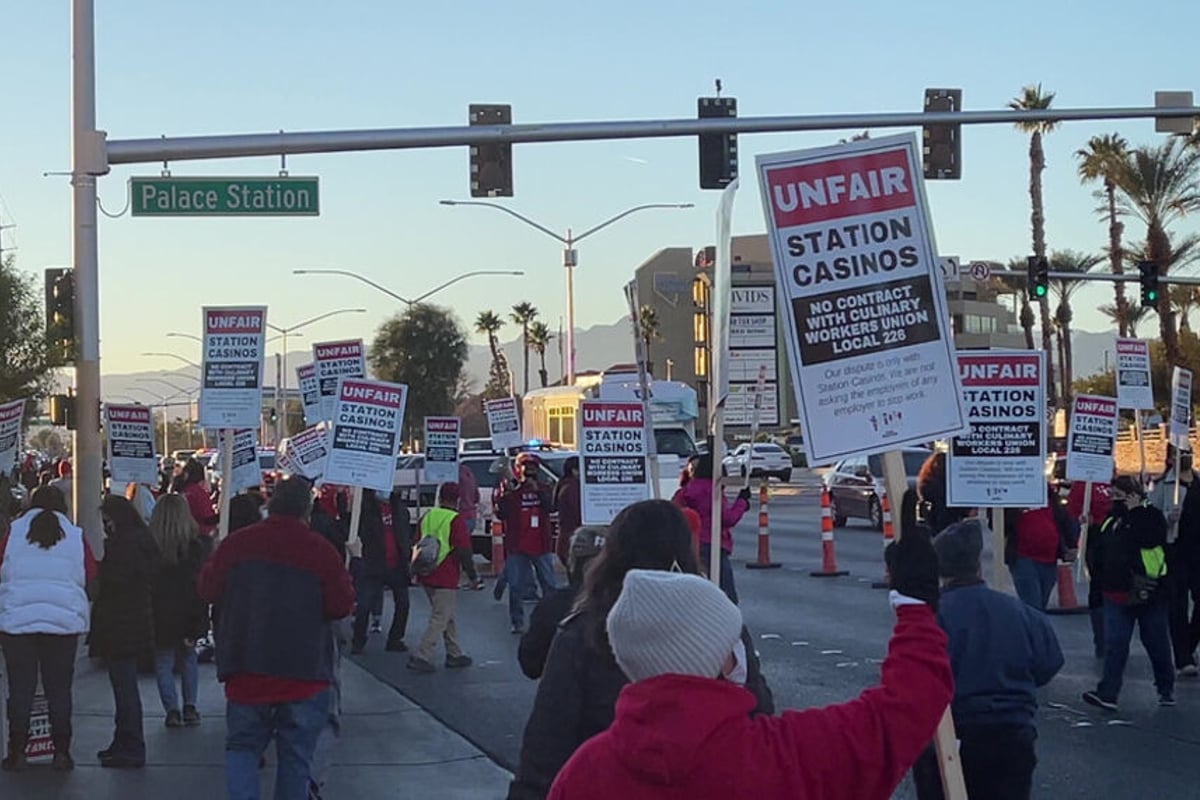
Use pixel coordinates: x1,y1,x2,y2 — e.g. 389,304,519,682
916,451,971,533
506,499,773,800
93,495,160,768
0,486,95,771
175,458,218,537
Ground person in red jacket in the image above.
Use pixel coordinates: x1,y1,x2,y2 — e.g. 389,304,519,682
497,453,558,634
1004,486,1077,611
548,528,951,800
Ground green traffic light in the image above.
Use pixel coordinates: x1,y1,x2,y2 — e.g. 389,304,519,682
1034,285,1047,298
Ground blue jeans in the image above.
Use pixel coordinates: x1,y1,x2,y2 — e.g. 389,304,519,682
507,553,559,627
1010,558,1057,611
225,688,332,800
700,545,739,605
154,645,199,713
105,658,145,759
1097,598,1175,702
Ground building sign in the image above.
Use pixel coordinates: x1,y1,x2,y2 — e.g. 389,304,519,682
423,416,461,484
313,339,366,423
105,404,158,485
485,397,522,451
1115,338,1154,410
726,284,780,426
947,351,1046,508
1065,395,1118,484
579,401,650,525
755,134,966,464
324,378,408,493
199,306,267,429
129,176,320,217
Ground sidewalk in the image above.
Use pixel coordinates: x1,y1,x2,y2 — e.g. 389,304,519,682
0,653,511,799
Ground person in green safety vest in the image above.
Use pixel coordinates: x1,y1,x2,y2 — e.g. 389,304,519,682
406,482,483,674
1083,475,1176,711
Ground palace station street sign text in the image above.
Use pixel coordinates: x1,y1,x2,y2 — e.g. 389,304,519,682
129,176,320,217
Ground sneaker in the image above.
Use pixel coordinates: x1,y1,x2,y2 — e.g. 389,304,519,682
369,617,383,634
493,581,505,602
385,640,408,653
1082,690,1118,712
445,654,473,669
1179,664,1200,678
165,709,184,728
99,752,145,769
510,624,524,635
52,752,75,772
1159,694,1177,707
182,705,201,726
406,656,437,674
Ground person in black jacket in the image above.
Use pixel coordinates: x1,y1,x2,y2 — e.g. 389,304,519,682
506,499,774,800
309,489,348,560
94,495,160,768
519,526,606,680
916,452,970,533
350,490,412,654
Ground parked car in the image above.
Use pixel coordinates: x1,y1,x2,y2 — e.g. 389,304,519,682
460,438,498,454
721,442,792,482
821,448,931,530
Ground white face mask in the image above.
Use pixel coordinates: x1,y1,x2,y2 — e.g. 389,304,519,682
724,639,748,686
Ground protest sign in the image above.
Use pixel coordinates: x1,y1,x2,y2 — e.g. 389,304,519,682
1065,395,1118,484
485,397,522,451
297,362,322,424
24,694,53,762
1169,366,1193,449
218,428,262,493
105,404,158,485
283,424,330,481
199,306,267,429
1115,338,1154,410
324,378,408,493
947,351,1046,508
756,134,966,464
313,339,366,422
0,398,25,477
423,417,461,484
579,401,650,525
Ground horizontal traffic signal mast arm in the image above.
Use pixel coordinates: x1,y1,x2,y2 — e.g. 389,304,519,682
103,104,1199,165
988,270,1200,286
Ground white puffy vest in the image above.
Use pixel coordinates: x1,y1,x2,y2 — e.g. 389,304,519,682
0,510,90,635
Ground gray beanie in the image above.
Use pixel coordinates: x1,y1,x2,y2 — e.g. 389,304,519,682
606,570,743,683
933,520,983,579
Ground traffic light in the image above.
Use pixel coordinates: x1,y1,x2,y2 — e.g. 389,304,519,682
1026,256,1049,299
698,97,737,189
48,394,76,429
44,268,76,364
1139,261,1160,307
468,104,513,198
922,88,962,180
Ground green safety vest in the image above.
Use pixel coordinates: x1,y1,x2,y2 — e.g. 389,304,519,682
1101,510,1167,579
420,507,458,568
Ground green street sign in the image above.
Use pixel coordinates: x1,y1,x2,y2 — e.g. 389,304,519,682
129,176,320,217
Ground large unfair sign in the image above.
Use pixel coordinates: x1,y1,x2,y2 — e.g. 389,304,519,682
296,363,322,424
423,417,461,484
579,401,650,525
485,397,522,451
1170,366,1193,449
756,135,966,464
947,352,1047,508
0,398,25,477
313,340,366,422
199,306,267,429
105,404,158,485
1115,338,1154,410
324,378,408,493
1066,395,1118,484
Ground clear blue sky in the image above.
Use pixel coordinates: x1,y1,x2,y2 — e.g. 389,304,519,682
3,0,1198,377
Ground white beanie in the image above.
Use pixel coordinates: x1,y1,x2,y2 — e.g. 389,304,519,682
606,570,744,683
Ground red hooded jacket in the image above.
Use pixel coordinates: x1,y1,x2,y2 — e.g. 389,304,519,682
548,605,951,800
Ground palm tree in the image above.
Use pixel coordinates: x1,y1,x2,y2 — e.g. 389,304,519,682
1076,133,1131,335
1049,250,1103,403
474,309,504,367
1005,257,1037,349
637,305,661,375
527,321,553,388
1102,303,1154,338
1170,285,1199,332
510,302,539,395
1010,83,1059,406
1113,138,1200,365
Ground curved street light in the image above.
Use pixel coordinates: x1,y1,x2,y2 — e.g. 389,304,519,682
292,268,524,307
141,351,200,369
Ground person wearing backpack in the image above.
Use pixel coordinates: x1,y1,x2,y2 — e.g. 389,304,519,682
407,483,483,674
1083,475,1175,711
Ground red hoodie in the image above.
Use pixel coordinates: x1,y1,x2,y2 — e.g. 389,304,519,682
548,605,951,800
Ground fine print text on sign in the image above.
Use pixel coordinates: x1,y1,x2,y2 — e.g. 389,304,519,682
486,398,523,451
220,429,262,494
0,398,27,477
756,134,965,464
1115,338,1154,411
314,340,366,423
947,352,1047,508
297,363,321,424
1065,395,1118,484
1170,366,1194,449
129,176,320,217
423,417,461,484
105,404,158,486
579,401,650,525
324,378,408,494
285,425,330,482
199,306,267,430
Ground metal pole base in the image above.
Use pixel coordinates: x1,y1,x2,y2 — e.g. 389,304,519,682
810,569,849,577
746,562,782,570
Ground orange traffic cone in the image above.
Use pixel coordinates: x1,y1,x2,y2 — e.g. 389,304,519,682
489,517,506,578
746,481,781,570
1047,559,1088,615
812,487,848,577
871,493,895,589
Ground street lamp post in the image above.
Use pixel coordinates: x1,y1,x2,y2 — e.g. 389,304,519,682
134,386,189,455
292,269,524,307
140,376,200,448
439,201,693,385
